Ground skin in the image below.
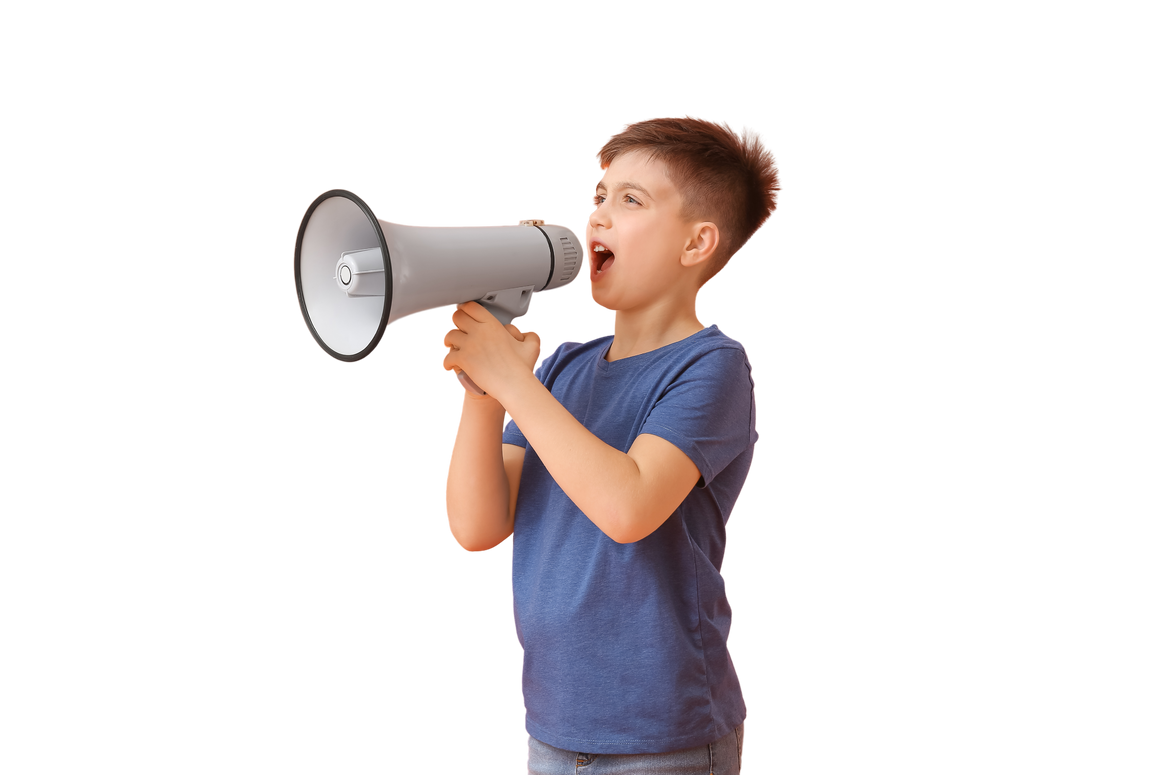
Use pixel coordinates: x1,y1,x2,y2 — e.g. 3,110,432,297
587,151,720,359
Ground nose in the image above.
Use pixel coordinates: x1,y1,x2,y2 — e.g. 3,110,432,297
589,199,610,230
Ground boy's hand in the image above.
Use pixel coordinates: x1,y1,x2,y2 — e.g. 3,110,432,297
443,302,540,402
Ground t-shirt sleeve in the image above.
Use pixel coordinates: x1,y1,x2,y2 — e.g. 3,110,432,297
502,344,568,447
639,346,757,488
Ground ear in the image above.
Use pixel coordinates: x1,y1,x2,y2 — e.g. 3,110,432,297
680,222,720,270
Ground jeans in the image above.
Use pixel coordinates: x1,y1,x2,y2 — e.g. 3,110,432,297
528,723,743,775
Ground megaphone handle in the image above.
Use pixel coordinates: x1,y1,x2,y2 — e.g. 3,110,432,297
457,370,487,396
453,301,519,396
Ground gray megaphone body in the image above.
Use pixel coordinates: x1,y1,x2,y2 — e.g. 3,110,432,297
295,189,581,393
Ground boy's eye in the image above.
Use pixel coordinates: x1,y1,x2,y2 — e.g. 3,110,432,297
592,193,640,206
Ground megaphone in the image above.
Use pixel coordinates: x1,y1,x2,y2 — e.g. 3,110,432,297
294,189,581,392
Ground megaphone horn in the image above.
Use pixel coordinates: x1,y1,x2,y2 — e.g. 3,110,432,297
294,189,581,391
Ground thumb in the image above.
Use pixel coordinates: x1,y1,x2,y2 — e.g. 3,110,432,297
516,330,541,369
505,324,526,342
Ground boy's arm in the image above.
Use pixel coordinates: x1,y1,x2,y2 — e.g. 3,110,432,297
443,395,513,550
510,392,700,544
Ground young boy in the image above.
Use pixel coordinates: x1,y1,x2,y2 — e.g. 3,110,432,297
443,117,778,774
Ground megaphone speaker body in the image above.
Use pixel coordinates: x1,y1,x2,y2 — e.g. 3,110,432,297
295,189,581,364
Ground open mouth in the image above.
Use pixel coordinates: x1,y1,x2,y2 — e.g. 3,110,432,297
592,243,615,274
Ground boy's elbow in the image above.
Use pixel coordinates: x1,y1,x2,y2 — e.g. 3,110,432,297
594,463,682,544
608,531,639,545
592,503,629,544
599,505,660,545
604,513,640,544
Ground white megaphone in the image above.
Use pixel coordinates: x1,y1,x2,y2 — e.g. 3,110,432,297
294,189,582,393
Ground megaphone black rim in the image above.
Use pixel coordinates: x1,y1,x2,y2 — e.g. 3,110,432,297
294,189,393,362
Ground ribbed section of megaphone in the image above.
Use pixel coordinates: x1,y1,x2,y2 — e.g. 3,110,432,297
540,225,581,292
295,189,580,362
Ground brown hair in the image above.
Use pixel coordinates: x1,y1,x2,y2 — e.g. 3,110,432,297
598,117,779,280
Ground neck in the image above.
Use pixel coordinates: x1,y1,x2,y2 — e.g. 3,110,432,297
604,311,701,364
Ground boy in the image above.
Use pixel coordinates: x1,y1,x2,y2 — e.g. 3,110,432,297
444,117,778,773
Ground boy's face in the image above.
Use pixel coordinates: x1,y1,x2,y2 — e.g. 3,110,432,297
587,151,696,312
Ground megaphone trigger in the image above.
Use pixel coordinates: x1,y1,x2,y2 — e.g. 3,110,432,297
457,370,487,397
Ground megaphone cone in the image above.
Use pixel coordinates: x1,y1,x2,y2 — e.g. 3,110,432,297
294,190,581,389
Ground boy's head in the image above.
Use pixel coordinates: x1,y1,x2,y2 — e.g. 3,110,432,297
596,117,779,284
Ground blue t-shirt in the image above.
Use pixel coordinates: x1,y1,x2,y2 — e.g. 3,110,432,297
501,325,757,754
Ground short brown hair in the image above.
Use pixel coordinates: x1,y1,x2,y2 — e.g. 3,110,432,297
598,117,779,280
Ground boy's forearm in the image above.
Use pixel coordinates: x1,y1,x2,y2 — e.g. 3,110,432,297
446,395,513,551
497,373,652,544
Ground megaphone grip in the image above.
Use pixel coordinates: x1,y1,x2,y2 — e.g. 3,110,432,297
457,370,487,396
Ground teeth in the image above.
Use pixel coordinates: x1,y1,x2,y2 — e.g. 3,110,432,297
594,245,606,252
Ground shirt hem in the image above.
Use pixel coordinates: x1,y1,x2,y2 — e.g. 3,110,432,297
526,712,746,755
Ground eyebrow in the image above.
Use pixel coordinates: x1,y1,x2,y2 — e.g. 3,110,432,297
595,180,653,200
